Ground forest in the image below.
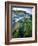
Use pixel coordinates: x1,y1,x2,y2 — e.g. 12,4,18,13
11,10,32,38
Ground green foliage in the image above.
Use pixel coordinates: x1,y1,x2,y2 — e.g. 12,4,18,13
12,30,19,38
24,21,32,37
12,15,32,38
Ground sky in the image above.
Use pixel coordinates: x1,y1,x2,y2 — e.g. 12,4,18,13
12,7,32,14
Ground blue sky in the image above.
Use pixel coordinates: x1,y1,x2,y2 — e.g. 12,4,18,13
12,7,32,14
